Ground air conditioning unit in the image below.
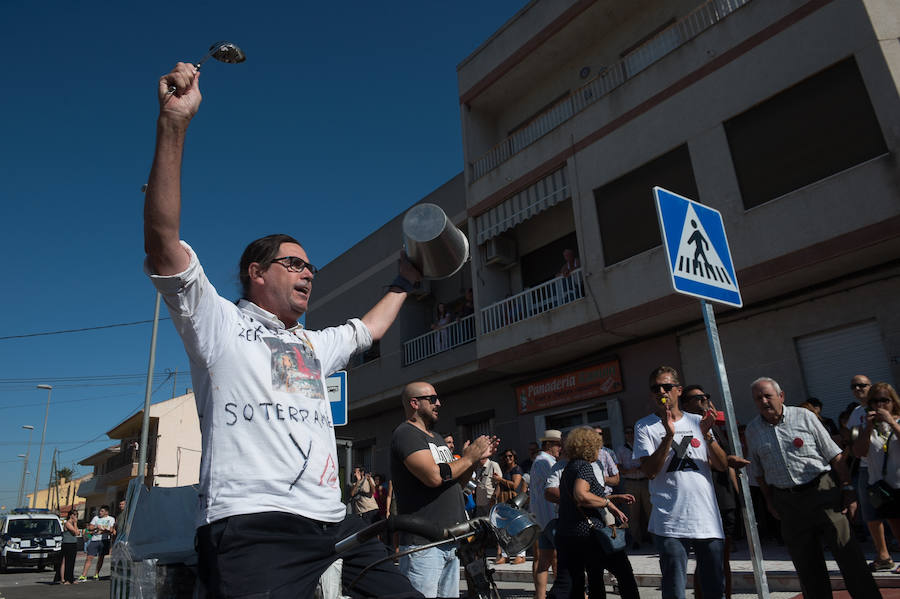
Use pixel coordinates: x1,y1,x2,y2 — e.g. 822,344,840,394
483,236,517,268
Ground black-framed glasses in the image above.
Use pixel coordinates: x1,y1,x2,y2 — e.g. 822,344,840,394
685,393,711,401
650,383,679,393
503,454,514,458
412,394,438,403
271,256,318,275
851,383,871,390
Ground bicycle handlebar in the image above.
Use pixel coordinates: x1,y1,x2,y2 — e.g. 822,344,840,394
334,515,447,554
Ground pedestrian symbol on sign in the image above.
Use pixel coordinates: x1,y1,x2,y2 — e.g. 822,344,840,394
673,203,736,291
654,187,742,307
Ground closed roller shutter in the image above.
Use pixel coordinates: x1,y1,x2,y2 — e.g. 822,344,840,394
795,320,895,424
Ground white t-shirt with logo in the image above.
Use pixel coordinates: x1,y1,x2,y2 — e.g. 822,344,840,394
90,515,116,541
147,243,371,527
633,411,723,539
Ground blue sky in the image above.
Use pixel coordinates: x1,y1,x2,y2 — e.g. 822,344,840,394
0,1,526,510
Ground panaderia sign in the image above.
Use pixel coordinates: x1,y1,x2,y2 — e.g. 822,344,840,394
515,360,622,415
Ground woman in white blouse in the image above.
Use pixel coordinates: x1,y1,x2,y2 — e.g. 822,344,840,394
852,382,900,573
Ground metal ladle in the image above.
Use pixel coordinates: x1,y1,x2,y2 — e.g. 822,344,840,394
166,40,246,94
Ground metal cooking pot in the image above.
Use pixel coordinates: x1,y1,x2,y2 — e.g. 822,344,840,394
402,203,469,280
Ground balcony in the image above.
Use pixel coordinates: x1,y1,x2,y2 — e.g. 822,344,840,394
470,0,752,180
403,315,477,365
481,269,585,334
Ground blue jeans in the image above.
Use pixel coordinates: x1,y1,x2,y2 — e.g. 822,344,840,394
653,534,724,599
399,544,458,598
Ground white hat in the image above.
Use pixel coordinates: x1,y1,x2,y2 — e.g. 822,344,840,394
539,429,562,443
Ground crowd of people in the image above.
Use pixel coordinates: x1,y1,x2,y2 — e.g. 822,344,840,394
366,368,898,599
141,62,900,599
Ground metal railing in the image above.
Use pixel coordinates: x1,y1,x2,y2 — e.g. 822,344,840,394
481,269,585,334
403,314,477,365
471,0,752,179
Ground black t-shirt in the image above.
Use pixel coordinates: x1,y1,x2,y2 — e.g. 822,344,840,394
390,422,465,544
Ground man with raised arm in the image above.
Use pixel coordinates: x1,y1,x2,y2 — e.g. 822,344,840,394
144,62,423,599
390,381,499,599
633,366,731,599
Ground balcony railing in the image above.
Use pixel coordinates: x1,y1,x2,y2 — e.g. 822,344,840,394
471,0,752,180
481,270,585,334
403,315,477,365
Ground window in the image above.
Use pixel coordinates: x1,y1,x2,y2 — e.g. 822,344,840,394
725,56,887,209
352,440,375,474
520,232,579,288
594,145,698,265
457,409,495,442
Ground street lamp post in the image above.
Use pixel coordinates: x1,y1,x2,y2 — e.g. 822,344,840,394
18,425,34,508
34,385,52,509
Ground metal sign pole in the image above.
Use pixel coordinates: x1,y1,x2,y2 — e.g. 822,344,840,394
702,300,770,598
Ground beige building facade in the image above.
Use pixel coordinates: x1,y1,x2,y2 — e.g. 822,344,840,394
77,392,201,518
307,0,900,475
24,473,92,518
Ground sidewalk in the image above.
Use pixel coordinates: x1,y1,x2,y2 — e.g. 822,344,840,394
485,538,900,593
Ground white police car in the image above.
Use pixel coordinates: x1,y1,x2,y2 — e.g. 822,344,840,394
0,509,63,572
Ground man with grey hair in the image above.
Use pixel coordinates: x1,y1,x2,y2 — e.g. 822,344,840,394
744,376,880,598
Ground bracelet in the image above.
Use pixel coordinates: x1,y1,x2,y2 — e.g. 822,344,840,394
389,275,419,294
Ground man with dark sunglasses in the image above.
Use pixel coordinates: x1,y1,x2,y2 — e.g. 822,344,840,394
633,367,730,599
390,381,499,598
144,63,424,598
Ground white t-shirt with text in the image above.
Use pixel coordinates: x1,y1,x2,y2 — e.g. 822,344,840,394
633,411,723,539
147,243,371,527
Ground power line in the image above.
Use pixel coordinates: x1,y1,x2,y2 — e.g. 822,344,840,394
0,318,172,341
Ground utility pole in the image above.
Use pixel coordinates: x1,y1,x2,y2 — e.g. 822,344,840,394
46,449,56,510
34,384,53,509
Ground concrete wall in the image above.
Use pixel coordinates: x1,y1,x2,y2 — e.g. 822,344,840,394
677,267,900,425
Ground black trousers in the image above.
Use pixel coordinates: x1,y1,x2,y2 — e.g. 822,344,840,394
56,542,78,583
550,534,640,599
196,511,422,599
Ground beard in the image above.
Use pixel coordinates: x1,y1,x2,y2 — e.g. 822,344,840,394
417,405,438,429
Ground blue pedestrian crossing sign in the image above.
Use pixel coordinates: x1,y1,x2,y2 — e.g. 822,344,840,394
654,187,742,308
327,370,348,426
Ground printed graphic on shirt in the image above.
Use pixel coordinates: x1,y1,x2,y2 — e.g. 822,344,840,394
429,443,455,465
667,435,699,473
265,336,325,398
319,453,338,489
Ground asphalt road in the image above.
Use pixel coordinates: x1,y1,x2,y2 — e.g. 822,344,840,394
0,552,110,599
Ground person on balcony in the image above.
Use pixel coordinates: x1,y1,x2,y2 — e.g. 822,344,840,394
557,248,580,277
431,302,453,351
557,249,581,302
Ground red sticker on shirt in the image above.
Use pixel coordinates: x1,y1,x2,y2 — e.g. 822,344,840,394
793,437,803,448
690,438,701,448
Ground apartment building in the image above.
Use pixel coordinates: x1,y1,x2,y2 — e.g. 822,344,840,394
77,392,201,516
307,0,900,474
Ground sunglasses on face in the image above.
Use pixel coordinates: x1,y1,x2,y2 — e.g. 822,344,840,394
650,383,679,393
412,395,439,403
271,256,318,275
851,383,871,390
685,393,711,401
